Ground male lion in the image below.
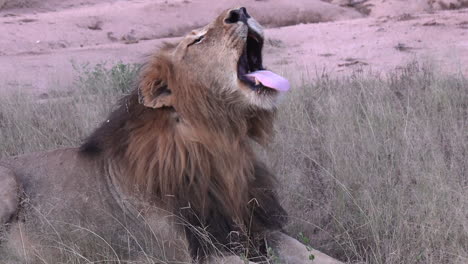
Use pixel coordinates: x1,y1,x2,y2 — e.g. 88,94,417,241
0,7,341,264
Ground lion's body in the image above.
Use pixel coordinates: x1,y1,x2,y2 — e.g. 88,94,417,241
0,148,191,262
0,89,285,263
0,7,342,264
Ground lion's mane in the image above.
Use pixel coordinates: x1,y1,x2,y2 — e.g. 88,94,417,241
80,46,287,258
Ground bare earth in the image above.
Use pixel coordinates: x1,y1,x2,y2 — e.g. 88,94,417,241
0,0,467,94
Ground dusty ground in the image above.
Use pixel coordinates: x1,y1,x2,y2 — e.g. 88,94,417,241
0,0,467,93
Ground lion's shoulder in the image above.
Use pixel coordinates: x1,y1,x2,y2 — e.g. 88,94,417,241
2,148,99,193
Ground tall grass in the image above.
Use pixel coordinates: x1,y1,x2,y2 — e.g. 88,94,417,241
270,62,468,264
0,62,140,158
0,62,467,263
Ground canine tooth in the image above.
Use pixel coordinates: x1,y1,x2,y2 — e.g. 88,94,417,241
255,78,260,86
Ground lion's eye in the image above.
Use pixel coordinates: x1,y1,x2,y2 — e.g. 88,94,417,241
189,35,205,46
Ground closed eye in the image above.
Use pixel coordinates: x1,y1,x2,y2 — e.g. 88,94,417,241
188,35,205,47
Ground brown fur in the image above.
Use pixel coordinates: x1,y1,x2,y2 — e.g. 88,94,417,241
80,10,286,259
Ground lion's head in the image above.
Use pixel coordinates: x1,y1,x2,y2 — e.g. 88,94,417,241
81,7,288,259
139,7,289,113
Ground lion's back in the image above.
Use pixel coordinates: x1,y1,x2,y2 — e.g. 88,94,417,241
0,148,179,262
1,148,117,224
2,148,101,204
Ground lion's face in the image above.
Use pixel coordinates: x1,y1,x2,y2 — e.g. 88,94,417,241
168,7,289,110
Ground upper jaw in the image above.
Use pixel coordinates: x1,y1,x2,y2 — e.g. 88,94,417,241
246,17,264,40
236,22,276,94
237,30,263,81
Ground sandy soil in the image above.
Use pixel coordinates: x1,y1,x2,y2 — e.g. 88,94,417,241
0,0,467,94
328,0,468,16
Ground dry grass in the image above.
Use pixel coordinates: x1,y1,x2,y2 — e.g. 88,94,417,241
268,62,468,264
0,62,139,158
0,62,467,263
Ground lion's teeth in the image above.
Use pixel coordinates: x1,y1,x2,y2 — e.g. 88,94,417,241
255,78,260,86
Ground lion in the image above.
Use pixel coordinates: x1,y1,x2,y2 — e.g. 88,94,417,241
0,7,341,264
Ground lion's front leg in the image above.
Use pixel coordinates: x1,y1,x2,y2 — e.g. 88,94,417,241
267,232,343,264
0,166,18,225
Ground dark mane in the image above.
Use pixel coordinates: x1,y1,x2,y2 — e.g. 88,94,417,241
79,51,287,259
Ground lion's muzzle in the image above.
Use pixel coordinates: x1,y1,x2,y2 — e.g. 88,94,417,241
224,7,250,24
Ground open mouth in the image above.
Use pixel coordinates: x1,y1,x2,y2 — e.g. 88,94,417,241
237,30,270,94
237,29,290,95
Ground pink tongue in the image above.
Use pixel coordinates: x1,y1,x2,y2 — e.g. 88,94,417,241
245,70,290,92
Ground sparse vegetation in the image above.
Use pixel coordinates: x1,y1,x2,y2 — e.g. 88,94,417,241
0,62,140,157
73,61,141,94
1,62,467,263
269,62,468,264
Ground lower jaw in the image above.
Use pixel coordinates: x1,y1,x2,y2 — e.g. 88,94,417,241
252,87,277,96
247,83,278,95
238,78,275,93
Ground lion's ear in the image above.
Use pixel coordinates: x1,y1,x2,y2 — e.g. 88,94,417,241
138,57,174,109
139,79,173,109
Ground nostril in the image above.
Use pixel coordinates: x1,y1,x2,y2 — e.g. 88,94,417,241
225,7,249,24
240,7,250,18
225,9,240,24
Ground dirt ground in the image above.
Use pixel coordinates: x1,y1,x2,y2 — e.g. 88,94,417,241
0,0,467,94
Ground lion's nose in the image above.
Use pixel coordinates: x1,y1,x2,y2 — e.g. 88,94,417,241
225,7,250,24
